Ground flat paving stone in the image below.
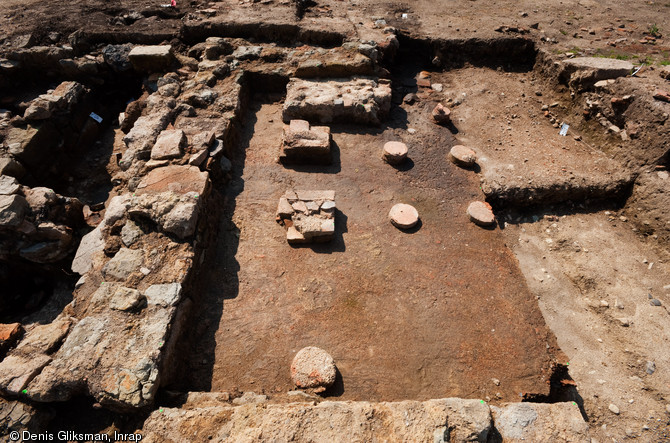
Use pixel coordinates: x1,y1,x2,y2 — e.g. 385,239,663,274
449,145,477,168
389,203,419,229
382,141,408,165
467,201,496,227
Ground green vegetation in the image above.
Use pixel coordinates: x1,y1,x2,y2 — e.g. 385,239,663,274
648,24,661,37
559,29,568,35
594,50,632,61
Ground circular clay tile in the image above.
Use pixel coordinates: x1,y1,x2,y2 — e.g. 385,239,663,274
290,347,337,390
383,141,408,165
449,145,477,167
467,201,496,227
389,203,420,229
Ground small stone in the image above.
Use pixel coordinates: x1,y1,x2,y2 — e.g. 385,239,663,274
600,300,609,307
0,194,29,228
416,77,431,88
0,158,26,178
290,346,337,390
382,141,408,165
0,175,20,195
389,203,419,229
292,200,308,214
653,89,670,103
163,200,200,239
109,287,144,311
432,103,451,125
144,283,182,307
102,248,143,281
209,139,224,159
492,378,500,386
650,298,662,306
645,361,656,375
305,201,319,214
0,323,23,347
609,403,620,415
276,197,294,218
189,148,209,167
320,200,336,211
286,226,306,244
121,220,143,246
232,391,268,405
467,201,496,227
403,93,417,104
449,145,477,167
151,129,186,160
431,83,443,92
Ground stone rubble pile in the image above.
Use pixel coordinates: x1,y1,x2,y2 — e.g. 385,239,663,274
1,81,99,183
0,40,249,412
276,190,336,244
0,185,84,265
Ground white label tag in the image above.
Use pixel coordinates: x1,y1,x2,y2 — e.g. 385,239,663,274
559,123,569,136
89,112,103,123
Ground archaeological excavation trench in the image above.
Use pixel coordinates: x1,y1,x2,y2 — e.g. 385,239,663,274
1,7,668,440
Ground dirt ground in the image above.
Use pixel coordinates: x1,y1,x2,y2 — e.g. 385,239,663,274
179,94,561,403
507,211,670,441
2,0,670,440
